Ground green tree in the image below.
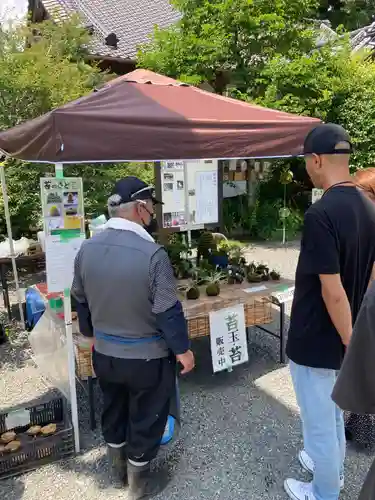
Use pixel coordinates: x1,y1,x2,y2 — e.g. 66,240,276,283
0,18,154,237
317,1,375,30
256,43,375,169
138,0,319,93
139,0,375,238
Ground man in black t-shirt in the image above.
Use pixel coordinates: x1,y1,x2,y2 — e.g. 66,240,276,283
284,124,375,500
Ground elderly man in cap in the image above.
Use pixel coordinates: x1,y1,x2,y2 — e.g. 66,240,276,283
285,124,375,500
72,176,194,499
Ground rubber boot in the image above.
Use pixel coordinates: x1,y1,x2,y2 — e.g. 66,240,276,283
127,460,169,500
107,445,127,487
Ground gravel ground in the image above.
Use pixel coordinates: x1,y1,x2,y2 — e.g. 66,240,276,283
0,241,373,500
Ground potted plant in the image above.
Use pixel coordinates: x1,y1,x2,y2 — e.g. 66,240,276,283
205,270,227,297
255,264,270,277
220,240,246,266
178,279,201,300
270,269,281,281
227,264,245,284
246,272,263,283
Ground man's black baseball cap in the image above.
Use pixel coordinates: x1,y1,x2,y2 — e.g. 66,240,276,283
304,123,353,155
112,176,162,204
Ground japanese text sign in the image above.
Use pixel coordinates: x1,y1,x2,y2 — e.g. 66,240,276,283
209,304,249,373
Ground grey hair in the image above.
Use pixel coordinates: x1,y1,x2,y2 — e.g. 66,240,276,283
107,194,138,218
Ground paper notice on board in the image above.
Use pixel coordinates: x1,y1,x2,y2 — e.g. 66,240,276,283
45,234,85,293
195,171,218,224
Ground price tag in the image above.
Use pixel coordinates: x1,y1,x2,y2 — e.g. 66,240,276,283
271,286,295,304
5,409,30,429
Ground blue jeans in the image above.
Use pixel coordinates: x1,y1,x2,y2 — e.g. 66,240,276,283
290,361,346,500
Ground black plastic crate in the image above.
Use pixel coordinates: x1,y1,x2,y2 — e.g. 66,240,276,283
0,397,75,479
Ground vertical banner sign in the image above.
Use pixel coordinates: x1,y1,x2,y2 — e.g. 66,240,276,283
209,304,249,373
40,177,85,293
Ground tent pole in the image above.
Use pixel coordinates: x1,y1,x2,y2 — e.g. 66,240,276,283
183,161,192,247
0,164,25,328
54,163,80,454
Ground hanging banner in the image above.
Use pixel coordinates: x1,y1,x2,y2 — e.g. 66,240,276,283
209,304,249,373
40,177,85,293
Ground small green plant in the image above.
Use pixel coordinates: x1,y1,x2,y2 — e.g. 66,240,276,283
246,272,263,283
270,270,281,280
186,284,200,300
178,279,201,300
205,270,227,297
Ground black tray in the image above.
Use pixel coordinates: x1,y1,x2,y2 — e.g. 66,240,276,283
0,397,74,479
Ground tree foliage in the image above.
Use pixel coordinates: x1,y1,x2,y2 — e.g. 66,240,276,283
138,0,319,93
139,0,375,170
257,45,375,169
139,0,375,238
0,18,153,237
317,1,375,30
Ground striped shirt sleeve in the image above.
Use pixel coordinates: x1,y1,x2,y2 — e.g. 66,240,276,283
72,246,86,304
149,248,178,314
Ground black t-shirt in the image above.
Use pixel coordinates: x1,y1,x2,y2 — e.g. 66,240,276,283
286,186,375,370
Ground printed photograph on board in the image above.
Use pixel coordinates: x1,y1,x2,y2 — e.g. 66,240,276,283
63,191,79,206
46,191,63,204
163,211,187,228
47,204,62,217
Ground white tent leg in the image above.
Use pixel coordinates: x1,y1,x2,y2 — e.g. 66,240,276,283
0,164,25,328
54,163,80,454
64,289,80,453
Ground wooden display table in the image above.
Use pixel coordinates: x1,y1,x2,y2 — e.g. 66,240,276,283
31,279,293,431
180,280,275,339
179,279,293,364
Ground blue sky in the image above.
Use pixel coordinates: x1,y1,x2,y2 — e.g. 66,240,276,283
0,0,28,24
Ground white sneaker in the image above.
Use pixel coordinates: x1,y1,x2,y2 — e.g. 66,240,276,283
298,450,314,474
284,479,316,500
298,449,345,489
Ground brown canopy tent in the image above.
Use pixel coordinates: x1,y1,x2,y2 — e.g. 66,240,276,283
0,69,321,455
0,69,320,163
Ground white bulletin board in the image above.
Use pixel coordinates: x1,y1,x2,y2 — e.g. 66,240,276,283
160,159,219,230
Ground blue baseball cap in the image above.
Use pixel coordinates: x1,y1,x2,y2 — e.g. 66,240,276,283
112,176,162,204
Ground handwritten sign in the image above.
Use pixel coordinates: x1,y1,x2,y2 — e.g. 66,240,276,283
40,177,85,293
209,304,248,373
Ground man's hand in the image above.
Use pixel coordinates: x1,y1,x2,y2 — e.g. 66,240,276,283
176,350,195,375
320,274,352,346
